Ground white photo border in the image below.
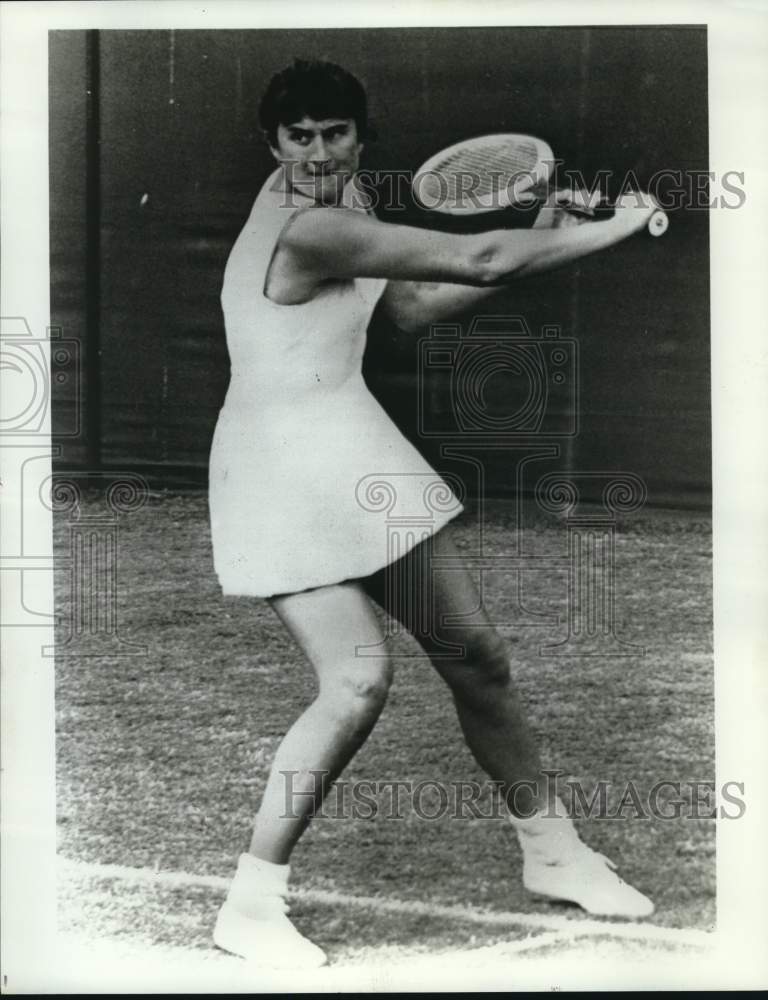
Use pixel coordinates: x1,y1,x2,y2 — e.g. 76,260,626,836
1,0,767,991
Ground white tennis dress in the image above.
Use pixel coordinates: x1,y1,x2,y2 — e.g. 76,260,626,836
208,168,463,597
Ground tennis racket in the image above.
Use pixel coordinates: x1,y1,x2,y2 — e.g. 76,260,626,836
412,133,555,216
412,132,668,236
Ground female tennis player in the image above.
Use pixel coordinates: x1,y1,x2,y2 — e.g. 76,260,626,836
209,59,658,969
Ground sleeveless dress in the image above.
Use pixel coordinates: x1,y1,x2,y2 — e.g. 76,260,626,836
208,168,464,598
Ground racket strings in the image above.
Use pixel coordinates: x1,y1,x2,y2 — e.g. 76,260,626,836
419,139,544,204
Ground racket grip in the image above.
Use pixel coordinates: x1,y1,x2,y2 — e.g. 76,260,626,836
648,209,668,237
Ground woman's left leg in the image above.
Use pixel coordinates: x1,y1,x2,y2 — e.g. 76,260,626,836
363,526,655,918
363,527,547,816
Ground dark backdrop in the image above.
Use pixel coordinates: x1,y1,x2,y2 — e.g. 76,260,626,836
49,26,710,506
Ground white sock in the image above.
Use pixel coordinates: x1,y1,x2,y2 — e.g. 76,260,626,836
508,799,584,864
225,853,290,918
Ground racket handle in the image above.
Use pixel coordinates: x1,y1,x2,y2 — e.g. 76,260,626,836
648,209,669,237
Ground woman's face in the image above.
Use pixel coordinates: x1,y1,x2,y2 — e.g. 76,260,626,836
270,116,363,204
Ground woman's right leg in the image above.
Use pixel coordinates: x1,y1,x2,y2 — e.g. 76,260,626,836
215,580,390,968
249,579,392,864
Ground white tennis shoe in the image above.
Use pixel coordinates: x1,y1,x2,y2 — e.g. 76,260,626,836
510,807,654,919
522,845,655,918
213,896,328,970
214,853,327,970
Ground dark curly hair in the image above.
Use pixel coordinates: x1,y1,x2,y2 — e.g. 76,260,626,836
259,59,373,146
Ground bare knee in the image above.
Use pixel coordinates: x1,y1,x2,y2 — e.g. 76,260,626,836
440,634,512,695
466,636,511,685
319,660,393,730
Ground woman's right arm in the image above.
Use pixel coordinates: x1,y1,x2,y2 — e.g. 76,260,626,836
280,193,660,287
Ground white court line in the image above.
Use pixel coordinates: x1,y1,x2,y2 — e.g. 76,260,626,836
462,930,574,956
60,857,714,950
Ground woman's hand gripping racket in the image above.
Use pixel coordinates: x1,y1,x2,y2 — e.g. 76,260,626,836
412,132,668,236
537,188,669,237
